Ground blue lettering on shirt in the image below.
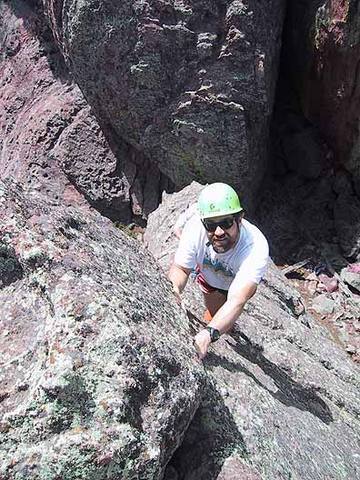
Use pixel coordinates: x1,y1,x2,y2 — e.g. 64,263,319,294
203,251,234,278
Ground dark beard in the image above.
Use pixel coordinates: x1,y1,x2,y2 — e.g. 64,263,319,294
209,223,240,253
211,236,233,253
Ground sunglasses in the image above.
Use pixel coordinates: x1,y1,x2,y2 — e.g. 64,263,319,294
202,216,236,232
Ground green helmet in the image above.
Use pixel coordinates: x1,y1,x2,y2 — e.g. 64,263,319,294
197,183,243,219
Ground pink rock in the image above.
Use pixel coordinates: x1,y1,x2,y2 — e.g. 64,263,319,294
317,273,338,293
348,263,360,274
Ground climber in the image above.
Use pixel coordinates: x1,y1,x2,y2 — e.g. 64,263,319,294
168,183,269,360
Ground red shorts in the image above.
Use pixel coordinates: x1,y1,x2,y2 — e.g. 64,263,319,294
195,271,228,296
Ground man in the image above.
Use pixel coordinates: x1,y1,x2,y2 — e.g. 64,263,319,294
168,183,269,359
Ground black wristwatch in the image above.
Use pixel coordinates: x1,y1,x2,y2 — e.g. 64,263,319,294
206,326,221,343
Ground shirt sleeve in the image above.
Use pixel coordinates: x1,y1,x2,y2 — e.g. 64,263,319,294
174,217,199,270
230,236,269,291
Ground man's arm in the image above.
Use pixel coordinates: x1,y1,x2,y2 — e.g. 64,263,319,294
168,263,192,303
194,281,257,359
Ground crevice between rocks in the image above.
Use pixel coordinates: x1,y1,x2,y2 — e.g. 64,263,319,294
8,0,69,80
0,243,24,288
163,378,248,480
254,0,360,362
256,0,360,267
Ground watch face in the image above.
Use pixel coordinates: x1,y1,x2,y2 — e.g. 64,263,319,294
207,327,220,342
212,329,220,342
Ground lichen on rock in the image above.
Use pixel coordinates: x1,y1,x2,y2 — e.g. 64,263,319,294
0,179,206,480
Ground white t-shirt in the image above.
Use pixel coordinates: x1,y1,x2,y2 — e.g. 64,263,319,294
174,215,269,291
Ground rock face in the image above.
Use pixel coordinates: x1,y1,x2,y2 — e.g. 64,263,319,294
42,0,286,208
260,1,360,263
0,0,166,222
333,190,360,261
145,183,360,480
0,179,205,479
283,0,360,195
2,2,360,476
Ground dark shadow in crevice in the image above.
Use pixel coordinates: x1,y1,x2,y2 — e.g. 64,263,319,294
4,0,69,81
59,117,175,226
164,377,247,480
0,243,24,288
254,0,340,266
210,328,333,425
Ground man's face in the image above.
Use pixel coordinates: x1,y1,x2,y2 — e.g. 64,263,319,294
202,215,240,253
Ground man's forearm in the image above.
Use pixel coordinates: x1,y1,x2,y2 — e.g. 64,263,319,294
168,263,191,294
208,281,258,334
193,296,246,360
207,297,245,334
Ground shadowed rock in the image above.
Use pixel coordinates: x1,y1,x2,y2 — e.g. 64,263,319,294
283,0,360,197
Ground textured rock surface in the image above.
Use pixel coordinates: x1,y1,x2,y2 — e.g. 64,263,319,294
144,181,204,265
334,190,360,261
145,183,360,480
0,0,166,221
283,0,360,195
256,166,360,263
0,179,205,479
341,264,360,293
43,0,286,208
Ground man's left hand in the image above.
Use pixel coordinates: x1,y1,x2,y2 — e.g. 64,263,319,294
194,329,211,360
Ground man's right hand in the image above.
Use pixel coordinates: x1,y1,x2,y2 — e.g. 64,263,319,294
194,329,212,360
168,263,191,305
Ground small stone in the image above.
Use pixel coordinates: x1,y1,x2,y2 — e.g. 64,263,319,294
317,273,338,293
311,294,335,315
220,387,229,398
348,263,360,274
307,281,318,295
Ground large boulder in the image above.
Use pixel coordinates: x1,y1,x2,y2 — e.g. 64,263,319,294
0,179,205,479
145,183,360,479
42,0,286,208
0,0,165,221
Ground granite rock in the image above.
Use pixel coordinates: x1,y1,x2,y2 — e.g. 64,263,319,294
341,265,360,293
0,0,165,222
0,179,205,480
42,0,286,209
